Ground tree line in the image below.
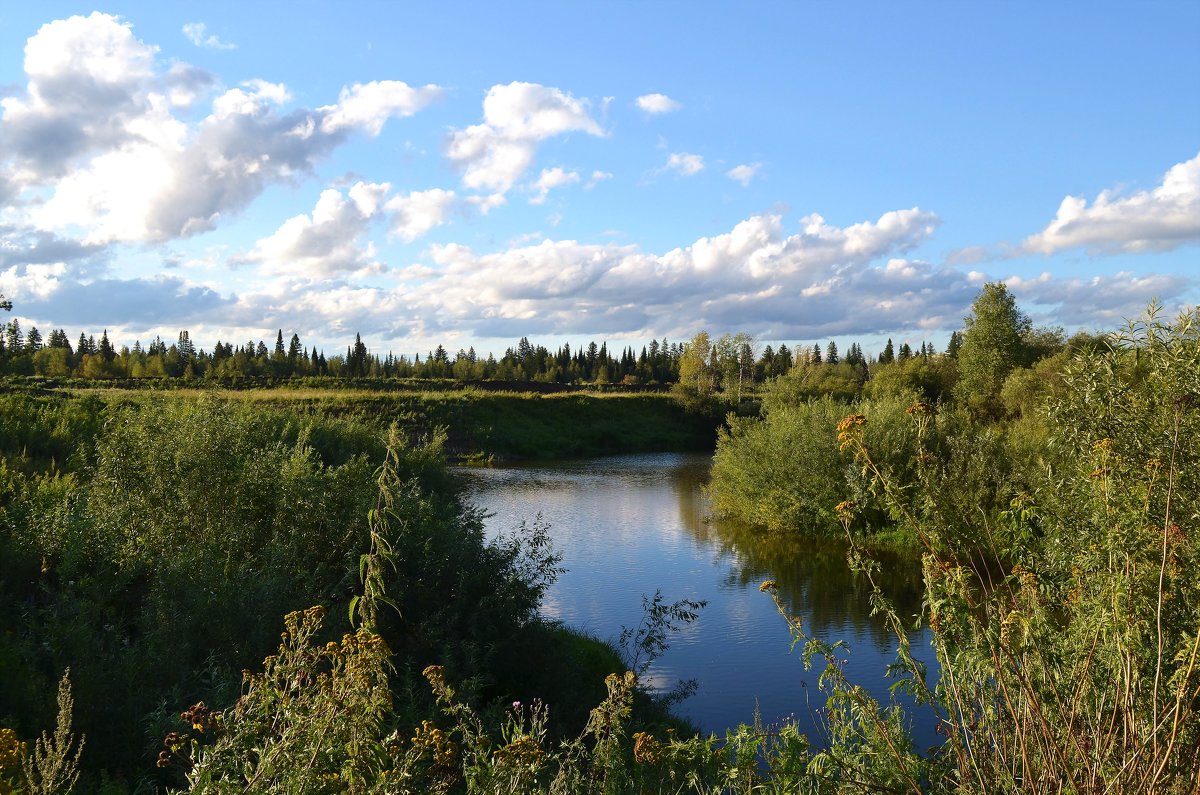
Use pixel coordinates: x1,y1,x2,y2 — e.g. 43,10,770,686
1,313,962,390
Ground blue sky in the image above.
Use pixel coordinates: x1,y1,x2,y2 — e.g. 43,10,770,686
1,2,1197,358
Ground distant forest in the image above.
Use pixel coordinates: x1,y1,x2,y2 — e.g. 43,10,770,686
0,318,950,386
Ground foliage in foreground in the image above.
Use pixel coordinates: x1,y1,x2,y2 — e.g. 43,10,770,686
98,308,1186,794
824,306,1200,792
3,303,1198,793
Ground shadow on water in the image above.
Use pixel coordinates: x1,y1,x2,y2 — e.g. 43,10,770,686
461,452,939,750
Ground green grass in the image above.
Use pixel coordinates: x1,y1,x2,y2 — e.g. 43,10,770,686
52,386,720,460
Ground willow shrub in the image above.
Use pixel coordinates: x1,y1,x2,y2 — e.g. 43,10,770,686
708,392,928,538
834,306,1200,792
2,396,556,786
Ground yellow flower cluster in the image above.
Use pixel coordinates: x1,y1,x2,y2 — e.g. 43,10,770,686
836,414,867,450
492,734,545,769
411,720,457,768
632,731,664,765
0,727,26,770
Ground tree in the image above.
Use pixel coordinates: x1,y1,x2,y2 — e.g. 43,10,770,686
953,281,1030,414
174,331,193,365
6,319,23,352
879,338,894,365
287,333,303,362
0,292,10,311
673,331,716,411
945,330,963,359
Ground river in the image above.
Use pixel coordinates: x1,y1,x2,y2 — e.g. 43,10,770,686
460,451,939,749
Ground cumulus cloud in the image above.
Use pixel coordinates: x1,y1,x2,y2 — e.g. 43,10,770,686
386,188,456,242
235,181,456,279
528,167,580,204
182,22,235,50
382,208,949,340
664,152,704,176
1006,270,1192,326
445,82,603,196
635,93,682,114
1022,151,1200,255
0,12,159,178
726,162,761,186
317,80,441,136
237,183,389,280
0,12,442,246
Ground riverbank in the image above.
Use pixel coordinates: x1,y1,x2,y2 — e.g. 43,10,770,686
0,382,721,463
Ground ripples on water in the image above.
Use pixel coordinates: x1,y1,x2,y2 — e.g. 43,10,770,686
460,452,939,749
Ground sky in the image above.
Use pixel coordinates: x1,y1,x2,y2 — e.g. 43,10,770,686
0,2,1197,359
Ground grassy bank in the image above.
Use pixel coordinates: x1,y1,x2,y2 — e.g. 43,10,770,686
42,385,721,460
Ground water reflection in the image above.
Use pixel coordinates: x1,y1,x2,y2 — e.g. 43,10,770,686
460,452,938,748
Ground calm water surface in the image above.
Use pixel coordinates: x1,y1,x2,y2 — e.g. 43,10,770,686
460,452,938,748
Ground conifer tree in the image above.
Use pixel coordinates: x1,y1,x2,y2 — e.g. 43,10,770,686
880,338,894,364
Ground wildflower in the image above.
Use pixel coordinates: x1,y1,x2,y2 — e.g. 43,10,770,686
759,580,777,592
632,731,664,765
836,414,867,450
493,735,544,769
0,727,26,770
834,500,856,522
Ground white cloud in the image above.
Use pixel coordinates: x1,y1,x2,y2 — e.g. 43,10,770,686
726,162,761,186
445,82,603,195
636,93,682,114
1007,271,1192,326
0,12,159,178
528,167,580,204
384,208,949,340
182,22,236,50
0,13,443,245
386,188,456,242
238,183,388,279
586,170,613,189
465,193,507,215
1023,151,1200,255
0,262,68,301
318,80,442,136
241,78,291,105
665,152,704,176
